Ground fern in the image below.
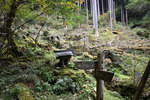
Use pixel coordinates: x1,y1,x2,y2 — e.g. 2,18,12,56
39,70,55,83
51,76,82,94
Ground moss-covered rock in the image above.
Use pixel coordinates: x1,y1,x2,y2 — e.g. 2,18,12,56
12,83,34,100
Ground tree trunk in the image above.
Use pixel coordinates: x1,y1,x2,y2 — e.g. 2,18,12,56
121,5,123,23
86,0,89,24
122,6,125,24
4,0,22,56
121,5,125,25
101,0,104,15
113,1,116,24
93,0,99,36
126,9,128,26
97,0,100,17
109,0,113,34
90,0,93,15
79,0,81,8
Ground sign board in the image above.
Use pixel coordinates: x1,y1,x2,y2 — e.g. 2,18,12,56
74,61,114,82
74,61,98,69
97,71,114,82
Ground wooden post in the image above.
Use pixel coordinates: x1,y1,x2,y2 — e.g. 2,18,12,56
96,53,105,100
133,61,150,100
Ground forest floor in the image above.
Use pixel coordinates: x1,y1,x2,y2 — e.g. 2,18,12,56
0,15,150,100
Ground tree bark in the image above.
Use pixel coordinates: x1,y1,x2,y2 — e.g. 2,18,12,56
121,5,125,25
3,0,22,56
121,5,123,23
101,0,104,15
97,0,100,17
90,0,93,15
122,6,125,24
126,9,128,26
109,0,113,34
86,0,89,24
113,1,116,23
93,0,99,36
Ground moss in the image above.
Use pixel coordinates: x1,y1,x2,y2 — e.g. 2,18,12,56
60,69,86,79
13,83,34,100
23,35,35,46
82,52,94,59
19,62,28,70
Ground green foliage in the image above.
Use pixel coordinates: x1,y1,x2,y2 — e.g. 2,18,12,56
44,50,59,66
98,12,110,27
39,69,55,83
126,0,150,30
51,76,78,94
68,62,76,69
132,28,150,38
35,81,51,92
104,88,124,100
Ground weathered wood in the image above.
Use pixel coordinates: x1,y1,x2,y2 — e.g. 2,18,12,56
54,50,73,57
74,61,98,69
97,71,114,82
119,47,150,50
133,61,150,100
96,53,104,100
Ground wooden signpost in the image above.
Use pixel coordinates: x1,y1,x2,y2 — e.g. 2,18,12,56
74,53,114,100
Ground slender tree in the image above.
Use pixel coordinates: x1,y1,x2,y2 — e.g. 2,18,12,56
86,0,89,23
122,6,125,24
90,0,93,15
113,1,116,23
97,0,100,17
121,5,123,23
125,9,128,26
101,0,104,15
109,0,113,34
93,0,99,36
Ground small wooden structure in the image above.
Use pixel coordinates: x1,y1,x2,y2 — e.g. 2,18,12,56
54,50,73,67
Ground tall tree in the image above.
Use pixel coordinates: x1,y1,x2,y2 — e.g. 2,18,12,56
125,9,128,26
113,1,116,23
101,0,104,15
97,0,100,17
92,0,99,36
90,0,93,15
109,0,113,34
86,0,89,23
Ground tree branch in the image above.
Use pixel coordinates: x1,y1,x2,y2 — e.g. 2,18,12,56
13,11,44,33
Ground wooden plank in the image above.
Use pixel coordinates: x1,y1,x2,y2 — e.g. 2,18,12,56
74,61,98,69
96,71,114,82
55,52,73,57
133,61,150,100
54,50,73,57
54,49,73,53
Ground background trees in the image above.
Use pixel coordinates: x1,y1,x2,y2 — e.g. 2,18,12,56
126,0,150,30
